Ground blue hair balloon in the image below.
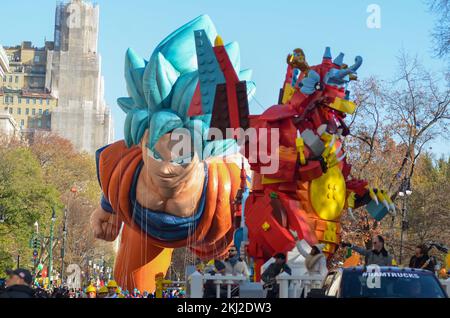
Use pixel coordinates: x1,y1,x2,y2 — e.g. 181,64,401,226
118,15,256,159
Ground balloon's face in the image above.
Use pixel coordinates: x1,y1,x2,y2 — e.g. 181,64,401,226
141,131,195,169
141,130,200,187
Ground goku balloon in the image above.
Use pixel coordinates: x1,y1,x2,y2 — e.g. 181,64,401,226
90,15,255,292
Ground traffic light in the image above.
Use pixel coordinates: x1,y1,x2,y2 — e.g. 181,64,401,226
31,237,41,250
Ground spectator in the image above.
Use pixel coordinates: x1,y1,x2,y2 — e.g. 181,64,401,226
33,287,49,298
105,280,119,298
341,235,394,266
86,284,97,298
132,288,141,298
52,287,69,298
409,245,435,271
203,260,228,298
0,268,35,299
97,285,109,298
223,246,250,277
195,258,205,273
261,253,292,298
290,230,328,277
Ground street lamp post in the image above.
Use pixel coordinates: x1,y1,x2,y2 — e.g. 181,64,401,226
32,221,39,271
398,177,412,265
61,208,67,286
48,207,57,288
61,186,76,287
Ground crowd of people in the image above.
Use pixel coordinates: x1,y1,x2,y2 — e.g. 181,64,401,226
341,235,449,272
80,281,186,299
0,237,448,299
0,270,186,299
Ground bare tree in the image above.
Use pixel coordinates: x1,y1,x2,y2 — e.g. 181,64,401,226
347,77,383,175
339,52,449,263
383,51,450,196
428,0,450,58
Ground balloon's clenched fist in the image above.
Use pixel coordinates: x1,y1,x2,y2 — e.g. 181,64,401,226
90,207,121,242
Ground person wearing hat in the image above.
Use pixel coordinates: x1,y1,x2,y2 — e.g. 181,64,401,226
261,252,292,298
105,280,118,298
97,285,108,298
0,268,35,298
290,230,328,297
86,284,97,298
290,230,328,277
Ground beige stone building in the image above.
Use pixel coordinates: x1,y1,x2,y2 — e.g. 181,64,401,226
0,44,9,77
0,112,20,142
0,43,20,141
0,0,113,154
1,42,58,131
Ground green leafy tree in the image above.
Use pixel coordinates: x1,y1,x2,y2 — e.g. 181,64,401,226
0,147,62,276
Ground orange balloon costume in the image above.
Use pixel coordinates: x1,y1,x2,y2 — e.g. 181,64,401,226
97,140,241,292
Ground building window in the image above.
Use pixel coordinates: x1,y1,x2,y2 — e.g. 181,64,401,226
20,119,24,127
33,99,36,105
34,55,40,63
26,108,30,115
40,98,43,105
39,109,43,115
18,97,22,104
44,109,49,115
9,76,12,83
15,76,19,83
26,98,30,104
46,99,50,105
32,109,36,116
17,108,21,115
9,108,13,114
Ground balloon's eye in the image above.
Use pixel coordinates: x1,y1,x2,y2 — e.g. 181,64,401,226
147,147,163,162
171,152,193,166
